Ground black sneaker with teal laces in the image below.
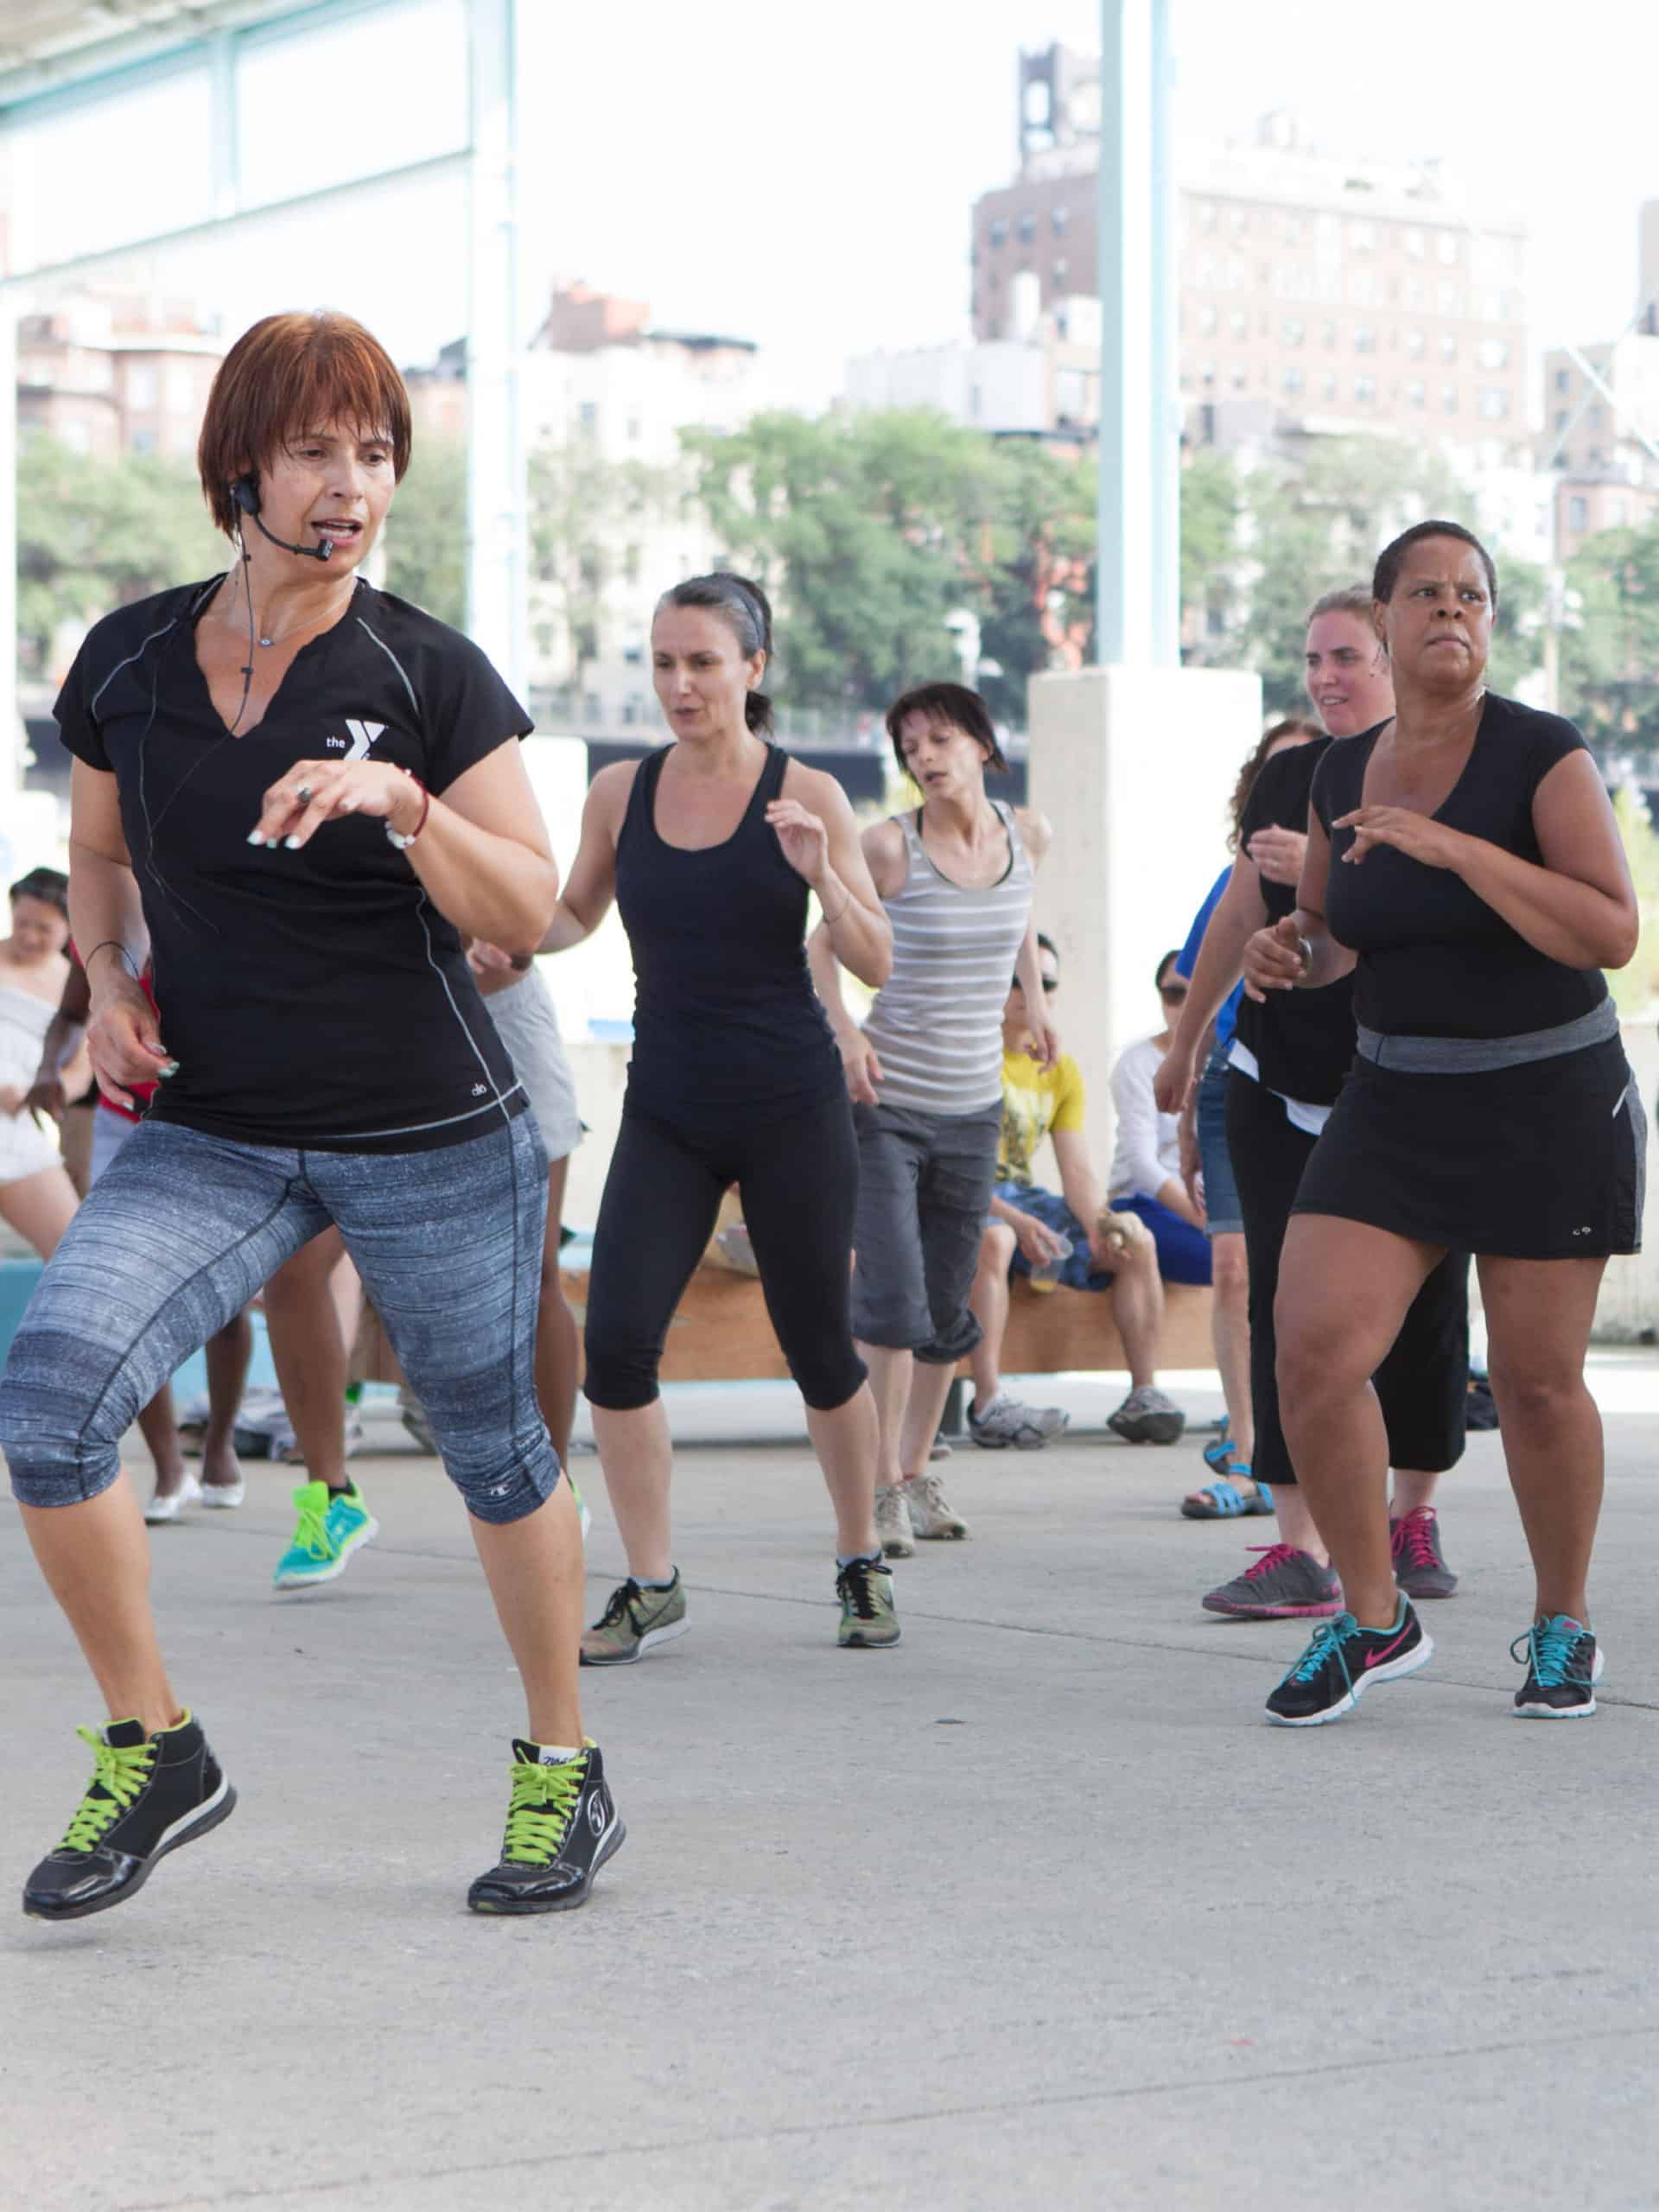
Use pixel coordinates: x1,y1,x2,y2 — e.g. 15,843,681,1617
1265,1602,1433,1727
23,1713,235,1921
467,1740,624,1915
1512,1615,1603,1718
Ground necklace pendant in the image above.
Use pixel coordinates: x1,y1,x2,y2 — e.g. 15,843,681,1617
258,636,274,648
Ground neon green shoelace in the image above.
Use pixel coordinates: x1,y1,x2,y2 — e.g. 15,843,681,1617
501,1757,586,1867
60,1727,156,1853
289,1494,334,1561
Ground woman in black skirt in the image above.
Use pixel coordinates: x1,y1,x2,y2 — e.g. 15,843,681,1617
1249,520,1643,1728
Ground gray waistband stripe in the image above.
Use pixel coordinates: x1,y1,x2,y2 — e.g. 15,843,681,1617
1355,998,1618,1074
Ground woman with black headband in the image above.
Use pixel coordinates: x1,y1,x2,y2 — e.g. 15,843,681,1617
540,571,899,1660
0,310,622,1923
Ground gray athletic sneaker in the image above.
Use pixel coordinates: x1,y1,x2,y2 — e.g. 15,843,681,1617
905,1471,969,1541
1108,1386,1186,1446
1202,1543,1343,1620
874,1484,914,1558
968,1389,1070,1450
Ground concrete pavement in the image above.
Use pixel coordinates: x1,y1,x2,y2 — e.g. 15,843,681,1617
5,1365,1659,2211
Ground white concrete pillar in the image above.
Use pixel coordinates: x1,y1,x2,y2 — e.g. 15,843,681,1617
1027,664,1262,1168
467,0,526,694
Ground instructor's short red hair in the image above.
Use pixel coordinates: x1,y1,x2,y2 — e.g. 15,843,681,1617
197,309,412,537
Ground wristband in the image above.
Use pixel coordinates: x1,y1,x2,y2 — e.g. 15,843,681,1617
84,939,139,979
385,772,430,850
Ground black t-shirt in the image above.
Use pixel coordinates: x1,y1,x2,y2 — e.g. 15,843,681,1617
1311,692,1608,1039
55,577,534,1152
1232,735,1358,1107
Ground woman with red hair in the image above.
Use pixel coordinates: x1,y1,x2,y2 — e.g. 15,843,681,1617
0,311,622,1922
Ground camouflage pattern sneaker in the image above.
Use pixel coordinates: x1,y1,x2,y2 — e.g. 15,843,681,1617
905,1471,969,1540
836,1556,900,1648
1202,1543,1343,1620
579,1572,689,1666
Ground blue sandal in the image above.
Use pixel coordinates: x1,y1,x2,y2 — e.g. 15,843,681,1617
1180,1468,1274,1521
1202,1429,1236,1472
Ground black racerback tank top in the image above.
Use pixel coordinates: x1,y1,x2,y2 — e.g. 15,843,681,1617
613,742,842,1133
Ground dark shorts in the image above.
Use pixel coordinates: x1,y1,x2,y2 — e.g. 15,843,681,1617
1196,1043,1243,1238
990,1180,1116,1293
1113,1194,1213,1285
851,1100,1003,1361
1294,1034,1645,1261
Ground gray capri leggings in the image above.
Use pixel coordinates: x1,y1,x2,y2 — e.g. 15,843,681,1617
0,1110,560,1524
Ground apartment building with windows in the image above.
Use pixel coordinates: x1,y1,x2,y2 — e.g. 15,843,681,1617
16,291,223,462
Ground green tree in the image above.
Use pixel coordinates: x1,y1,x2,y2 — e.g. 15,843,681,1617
1560,524,1659,759
528,442,681,687
382,436,466,628
16,436,220,672
1178,446,1242,661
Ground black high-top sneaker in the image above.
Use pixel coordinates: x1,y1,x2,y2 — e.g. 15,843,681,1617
24,1713,236,1921
467,1740,624,1915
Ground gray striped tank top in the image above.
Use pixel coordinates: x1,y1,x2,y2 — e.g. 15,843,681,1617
861,803,1034,1115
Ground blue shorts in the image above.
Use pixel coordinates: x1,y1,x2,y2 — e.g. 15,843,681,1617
0,1112,560,1522
989,1180,1116,1293
1196,1043,1243,1238
1113,1194,1213,1286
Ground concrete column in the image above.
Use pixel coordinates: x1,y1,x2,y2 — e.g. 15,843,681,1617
0,302,19,805
1027,665,1262,1169
467,0,526,694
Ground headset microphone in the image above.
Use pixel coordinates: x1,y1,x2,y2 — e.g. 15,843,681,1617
230,475,334,563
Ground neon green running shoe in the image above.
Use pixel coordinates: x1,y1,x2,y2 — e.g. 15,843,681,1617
272,1479,378,1592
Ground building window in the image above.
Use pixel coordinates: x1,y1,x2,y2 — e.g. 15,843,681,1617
1282,317,1305,346
1052,205,1069,235
1350,219,1376,252
1284,217,1302,245
1322,320,1339,348
1554,365,1570,392
1017,212,1036,244
1355,374,1376,403
1321,371,1338,400
1230,207,1249,237
1440,334,1459,363
1407,380,1426,409
1230,365,1249,391
1351,270,1377,306
1406,328,1426,358
1230,308,1249,338
1436,231,1459,264
1200,201,1218,232
1405,226,1426,260
1554,408,1570,431
577,400,599,440
127,365,157,408
1284,366,1304,396
1198,305,1217,336
1443,385,1459,413
989,218,1007,246
130,427,156,455
1437,280,1459,315
1589,404,1605,429
1200,360,1217,386
1569,495,1588,532
1478,338,1510,371
1477,385,1511,420
1354,324,1377,353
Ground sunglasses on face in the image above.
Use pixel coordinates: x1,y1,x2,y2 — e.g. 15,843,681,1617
1160,982,1188,1005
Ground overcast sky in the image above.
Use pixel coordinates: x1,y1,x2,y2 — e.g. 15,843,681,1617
14,0,1654,416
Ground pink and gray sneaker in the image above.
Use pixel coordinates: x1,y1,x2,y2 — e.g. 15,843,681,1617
1389,1506,1459,1600
1201,1544,1342,1620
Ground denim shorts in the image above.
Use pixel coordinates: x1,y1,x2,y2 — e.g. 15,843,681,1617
1196,1043,1243,1237
849,1099,1003,1362
0,1110,560,1523
990,1180,1113,1293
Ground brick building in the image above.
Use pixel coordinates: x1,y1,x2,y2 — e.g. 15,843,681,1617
17,291,223,462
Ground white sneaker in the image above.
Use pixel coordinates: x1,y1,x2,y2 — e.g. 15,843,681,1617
1107,1386,1186,1446
905,1471,969,1541
968,1389,1070,1450
874,1483,915,1559
198,1476,245,1510
143,1473,202,1525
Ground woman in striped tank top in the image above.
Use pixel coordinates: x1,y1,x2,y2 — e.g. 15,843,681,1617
810,683,1053,1557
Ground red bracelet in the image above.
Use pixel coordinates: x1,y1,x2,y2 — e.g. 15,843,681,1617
385,773,429,850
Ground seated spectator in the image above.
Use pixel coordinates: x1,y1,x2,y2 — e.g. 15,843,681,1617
1107,954,1213,1286
968,934,1185,1449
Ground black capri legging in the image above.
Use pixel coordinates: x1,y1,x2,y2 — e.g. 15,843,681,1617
582,1090,868,1414
1226,1067,1468,1487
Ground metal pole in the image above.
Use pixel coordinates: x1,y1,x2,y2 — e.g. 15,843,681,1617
466,0,526,695
1096,0,1178,666
0,302,18,802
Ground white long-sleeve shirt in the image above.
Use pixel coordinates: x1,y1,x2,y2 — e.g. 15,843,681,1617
1107,1034,1181,1201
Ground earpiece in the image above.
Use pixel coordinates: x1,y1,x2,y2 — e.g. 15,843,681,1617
228,473,332,563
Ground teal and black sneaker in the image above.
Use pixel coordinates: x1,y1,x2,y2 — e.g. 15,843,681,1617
272,1479,378,1592
1512,1615,1603,1718
1265,1600,1432,1726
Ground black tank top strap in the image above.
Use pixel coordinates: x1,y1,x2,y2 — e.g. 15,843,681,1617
620,745,671,855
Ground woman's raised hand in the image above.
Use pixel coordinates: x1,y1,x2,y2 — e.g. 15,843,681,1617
1241,915,1311,1001
765,798,830,886
249,760,424,852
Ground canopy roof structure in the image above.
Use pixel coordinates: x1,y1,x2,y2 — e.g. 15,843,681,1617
0,3,312,107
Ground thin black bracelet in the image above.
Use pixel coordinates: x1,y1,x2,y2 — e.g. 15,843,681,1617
823,899,850,926
84,939,139,979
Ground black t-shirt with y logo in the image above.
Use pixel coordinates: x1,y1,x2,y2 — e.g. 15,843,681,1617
54,576,534,1153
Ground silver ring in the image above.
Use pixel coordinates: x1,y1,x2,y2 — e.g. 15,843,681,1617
295,784,313,804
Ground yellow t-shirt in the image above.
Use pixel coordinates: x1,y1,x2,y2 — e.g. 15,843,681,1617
997,1050,1086,1185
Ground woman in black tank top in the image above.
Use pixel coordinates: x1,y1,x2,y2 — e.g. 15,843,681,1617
1243,522,1643,1729
537,573,903,1658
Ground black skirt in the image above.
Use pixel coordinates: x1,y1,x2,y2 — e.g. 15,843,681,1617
1292,1033,1645,1260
